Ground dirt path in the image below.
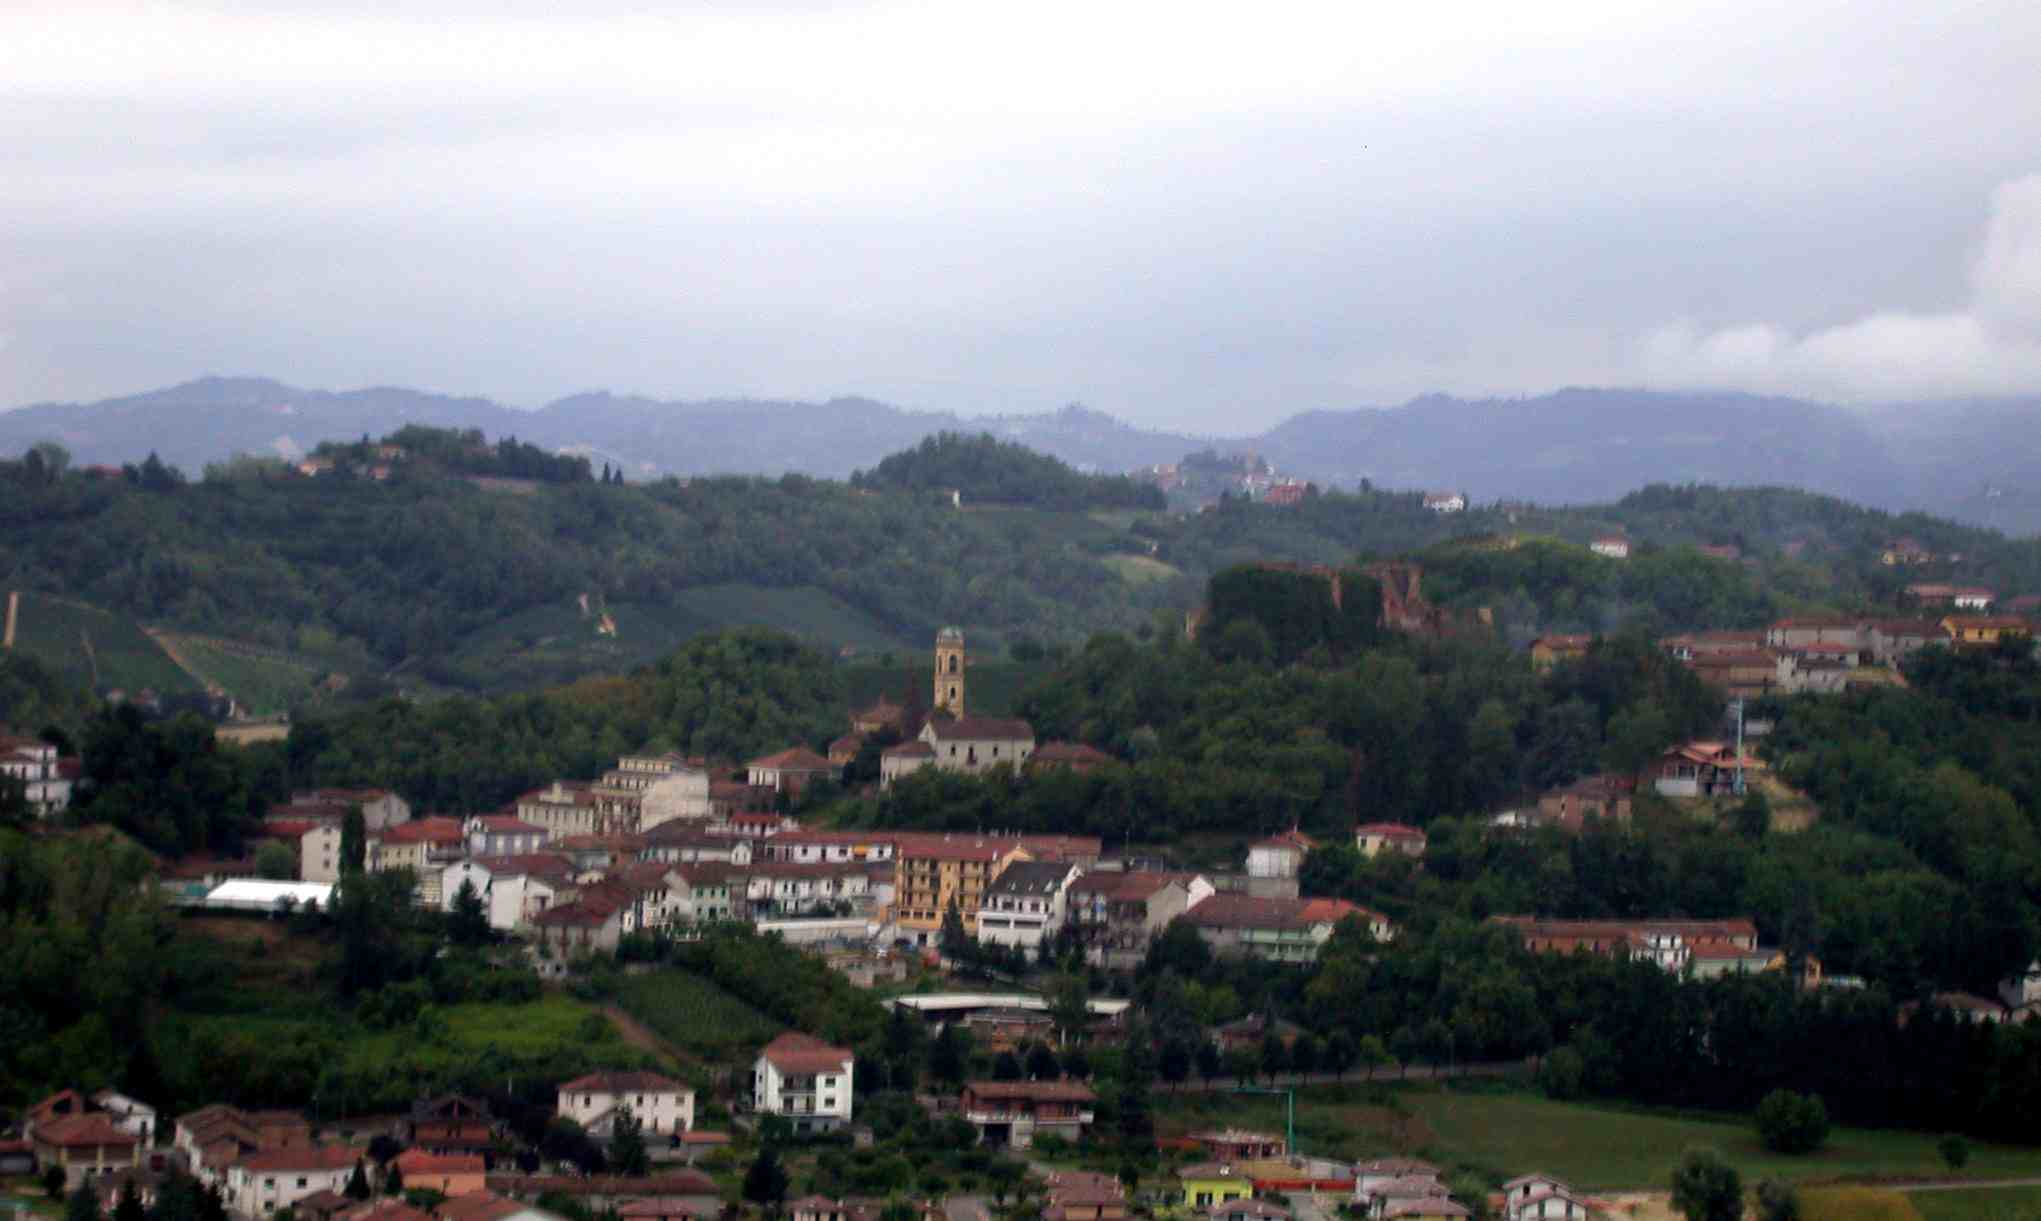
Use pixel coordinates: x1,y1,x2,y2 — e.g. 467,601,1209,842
600,1004,701,1070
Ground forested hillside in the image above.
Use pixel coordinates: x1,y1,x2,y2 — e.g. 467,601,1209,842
4,431,2040,709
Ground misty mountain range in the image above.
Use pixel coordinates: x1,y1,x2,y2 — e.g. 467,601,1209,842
7,377,2041,534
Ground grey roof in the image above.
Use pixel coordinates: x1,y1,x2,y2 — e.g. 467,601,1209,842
986,860,1074,898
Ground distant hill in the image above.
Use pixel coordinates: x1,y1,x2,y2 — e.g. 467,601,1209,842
10,377,2041,531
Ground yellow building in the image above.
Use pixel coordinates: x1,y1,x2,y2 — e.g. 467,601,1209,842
891,833,1027,946
1942,616,2033,648
1528,634,1592,674
1175,1163,1254,1210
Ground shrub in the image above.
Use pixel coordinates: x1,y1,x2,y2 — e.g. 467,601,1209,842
1939,1133,1971,1170
1539,1046,1585,1100
1755,1089,1830,1154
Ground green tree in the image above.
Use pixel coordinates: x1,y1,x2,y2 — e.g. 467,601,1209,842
743,1145,789,1211
254,840,297,880
449,879,491,947
1939,1133,1971,1170
340,807,368,874
65,1185,100,1221
993,1051,1023,1081
606,1106,649,1177
930,1022,972,1089
113,1184,144,1221
1755,1180,1800,1221
1026,1042,1061,1081
1670,1148,1741,1221
1754,1090,1828,1154
43,1166,66,1200
345,1161,372,1201
1048,972,1090,1047
939,900,970,960
381,1162,404,1197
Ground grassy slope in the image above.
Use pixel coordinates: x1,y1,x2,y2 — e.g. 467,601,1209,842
9,592,198,695
611,968,783,1065
1152,1086,2041,1192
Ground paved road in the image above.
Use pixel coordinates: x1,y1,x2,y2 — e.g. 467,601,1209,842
1893,1179,2041,1192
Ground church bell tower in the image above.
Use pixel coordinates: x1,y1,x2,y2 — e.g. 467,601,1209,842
934,626,966,718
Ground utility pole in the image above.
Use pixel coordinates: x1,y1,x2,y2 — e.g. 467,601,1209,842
1732,697,1747,797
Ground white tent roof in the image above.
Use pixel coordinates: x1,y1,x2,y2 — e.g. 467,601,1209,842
205,879,335,907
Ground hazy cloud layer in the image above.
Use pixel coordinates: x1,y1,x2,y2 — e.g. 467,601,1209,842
4,1,2040,427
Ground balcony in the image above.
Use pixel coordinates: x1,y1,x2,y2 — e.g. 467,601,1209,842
965,1109,1095,1126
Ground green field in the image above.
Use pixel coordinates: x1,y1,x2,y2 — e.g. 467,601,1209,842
670,584,909,653
1101,553,1183,585
612,968,783,1063
161,635,330,714
7,592,198,695
1909,1186,2041,1220
1153,1086,2041,1192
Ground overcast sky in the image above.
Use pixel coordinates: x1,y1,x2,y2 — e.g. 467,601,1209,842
4,0,2040,430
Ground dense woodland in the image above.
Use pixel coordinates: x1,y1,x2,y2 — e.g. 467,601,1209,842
850,433,1166,511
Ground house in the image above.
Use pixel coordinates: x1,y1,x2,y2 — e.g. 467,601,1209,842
1535,776,1633,831
465,854,575,930
1499,1175,1598,1220
408,1096,497,1155
1661,630,1766,661
530,892,631,956
1067,872,1211,968
1042,1170,1126,1221
878,740,936,787
1190,1130,1286,1161
1588,537,1629,560
0,734,76,816
642,821,754,866
917,717,1037,775
558,1071,695,1137
515,783,604,840
591,752,712,832
1381,1200,1469,1220
1867,619,1945,666
1880,538,1934,566
1653,742,1762,799
743,861,871,917
1245,830,1313,881
435,1190,569,1221
975,859,1081,952
224,1146,361,1218
1491,917,1758,972
665,861,742,923
174,1106,312,1186
31,1114,140,1188
754,830,895,866
1942,615,2034,648
466,816,550,859
1206,1202,1291,1221
1176,1163,1257,1210
300,825,346,884
1355,1160,1441,1209
1683,650,1779,700
850,697,910,736
1026,742,1119,775
889,833,1030,944
962,1007,1057,1054
296,787,411,830
1261,481,1307,507
1900,993,2010,1025
1765,618,1865,651
1423,492,1466,514
482,1175,717,1216
959,1080,1095,1148
753,1034,855,1133
2000,960,2041,1011
616,1199,718,1221
826,734,865,768
1362,1175,1453,1219
1685,940,1786,980
1355,823,1426,859
746,748,838,797
394,1151,488,1198
88,1092,156,1141
1209,1013,1303,1053
370,817,467,901
1528,635,1592,674
1695,543,1741,561
1906,583,1996,610
1180,894,1390,964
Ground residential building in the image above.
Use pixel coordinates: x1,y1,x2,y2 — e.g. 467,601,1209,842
1661,630,1766,661
1423,492,1467,514
407,1096,497,1155
294,788,411,830
1906,583,1995,610
1866,620,1945,666
1528,635,1591,674
755,830,895,865
889,833,1030,944
466,816,550,859
300,825,346,884
1942,615,2034,648
1683,650,1779,700
0,734,76,816
1491,917,1758,972
744,861,871,916
1190,1130,1286,1161
467,854,575,930
592,752,712,832
1067,872,1211,968
746,748,838,797
174,1106,312,1187
1245,830,1313,881
826,734,865,767
641,821,754,866
1355,823,1427,858
1880,538,1934,566
1181,895,1391,964
753,1034,855,1133
1588,537,1629,560
1765,618,1865,651
224,1146,360,1218
958,1080,1095,1148
974,859,1081,952
88,1092,156,1141
557,1071,695,1137
666,861,741,923
32,1114,140,1188
1499,1176,1595,1221
879,741,936,787
917,717,1036,776
850,697,910,736
394,1151,487,1199
1534,776,1633,831
1355,1161,1441,1210
1362,1176,1453,1220
370,817,467,900
1026,742,1118,775
1653,742,1762,799
515,783,603,840
530,891,631,957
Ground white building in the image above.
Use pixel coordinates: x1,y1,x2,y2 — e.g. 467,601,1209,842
1589,537,1631,560
466,815,550,858
556,1071,694,1136
300,825,345,884
0,735,73,816
754,1033,855,1133
224,1147,358,1218
1245,830,1313,879
918,717,1036,776
89,1091,157,1142
1422,492,1466,514
974,860,1080,952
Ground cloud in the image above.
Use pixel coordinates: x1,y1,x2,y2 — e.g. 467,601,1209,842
1636,175,2041,401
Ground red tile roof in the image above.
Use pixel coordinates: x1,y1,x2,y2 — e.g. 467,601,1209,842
235,1145,361,1172
559,1071,689,1094
1356,822,1425,840
395,1150,485,1175
760,1032,854,1075
34,1114,138,1149
748,747,835,772
924,717,1035,742
380,817,466,845
964,1080,1096,1103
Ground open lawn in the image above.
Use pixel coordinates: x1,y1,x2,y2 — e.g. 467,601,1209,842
1152,1086,2041,1193
613,969,783,1064
1909,1186,2041,1220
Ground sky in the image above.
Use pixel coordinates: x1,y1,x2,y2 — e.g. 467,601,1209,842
4,0,2041,431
